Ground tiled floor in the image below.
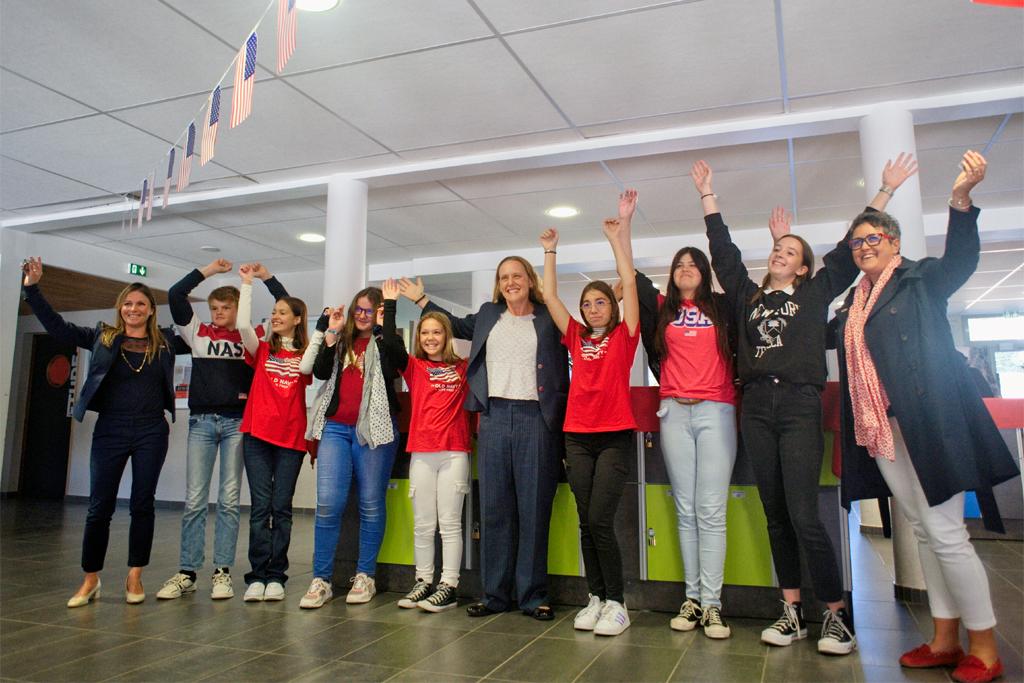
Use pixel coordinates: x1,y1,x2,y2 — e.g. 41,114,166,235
1,499,1021,682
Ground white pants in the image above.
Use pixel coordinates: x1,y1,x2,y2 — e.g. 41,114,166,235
409,451,470,587
875,418,996,630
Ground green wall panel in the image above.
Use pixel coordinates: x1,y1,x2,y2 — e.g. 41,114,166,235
547,483,582,576
820,432,839,486
378,479,415,565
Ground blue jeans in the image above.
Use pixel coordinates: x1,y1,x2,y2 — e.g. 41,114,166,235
312,420,398,580
243,434,304,585
659,399,737,608
180,413,244,572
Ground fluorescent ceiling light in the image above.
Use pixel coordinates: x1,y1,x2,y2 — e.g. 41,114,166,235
299,233,326,243
296,0,340,11
545,206,579,218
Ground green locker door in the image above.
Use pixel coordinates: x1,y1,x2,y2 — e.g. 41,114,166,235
377,479,415,565
547,483,582,576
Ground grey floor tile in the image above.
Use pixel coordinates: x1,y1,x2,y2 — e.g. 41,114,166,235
155,607,287,647
386,669,480,683
109,645,260,681
408,630,533,678
474,611,569,637
851,663,953,682
289,659,401,682
0,629,139,679
542,609,695,650
272,619,402,661
341,625,468,669
0,622,85,655
213,611,342,650
201,652,328,682
486,637,608,683
851,600,920,633
346,596,479,632
669,651,765,683
763,652,858,683
684,619,769,658
575,643,683,682
25,636,183,682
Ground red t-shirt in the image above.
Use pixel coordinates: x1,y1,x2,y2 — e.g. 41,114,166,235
240,341,312,452
658,300,737,404
331,337,369,425
403,357,470,453
562,320,640,433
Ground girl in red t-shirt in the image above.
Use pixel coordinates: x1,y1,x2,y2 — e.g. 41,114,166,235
540,190,640,637
387,279,471,613
236,264,317,603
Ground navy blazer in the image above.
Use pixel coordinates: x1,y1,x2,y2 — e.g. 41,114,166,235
22,284,178,423
423,299,569,433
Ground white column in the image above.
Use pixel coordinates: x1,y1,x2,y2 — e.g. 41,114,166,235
323,177,369,306
858,107,928,595
470,269,493,309
0,229,30,492
858,106,927,259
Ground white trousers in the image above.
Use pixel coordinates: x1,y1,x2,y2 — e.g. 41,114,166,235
409,451,470,587
875,418,996,630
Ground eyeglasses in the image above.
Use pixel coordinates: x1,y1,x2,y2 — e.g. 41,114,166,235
353,306,376,317
581,299,609,310
848,232,896,251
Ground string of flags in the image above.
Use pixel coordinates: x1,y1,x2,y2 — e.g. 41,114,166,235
127,0,298,231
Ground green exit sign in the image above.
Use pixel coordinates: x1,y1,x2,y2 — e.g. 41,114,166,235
129,263,148,277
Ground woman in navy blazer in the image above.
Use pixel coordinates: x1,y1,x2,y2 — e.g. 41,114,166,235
22,258,179,608
400,257,569,620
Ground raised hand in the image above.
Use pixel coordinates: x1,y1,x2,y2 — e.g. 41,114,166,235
328,305,345,332
540,227,559,252
611,279,624,302
398,276,425,302
768,206,792,241
952,150,987,199
603,217,630,242
382,278,400,301
201,258,233,277
248,262,271,281
881,152,918,191
691,160,713,195
239,264,254,285
618,189,638,220
22,256,43,286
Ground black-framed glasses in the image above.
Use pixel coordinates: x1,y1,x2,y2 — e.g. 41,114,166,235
353,306,376,317
848,232,896,251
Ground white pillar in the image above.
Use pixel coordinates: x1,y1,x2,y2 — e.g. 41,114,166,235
0,228,30,492
858,106,927,259
323,177,369,306
858,107,928,595
470,269,493,309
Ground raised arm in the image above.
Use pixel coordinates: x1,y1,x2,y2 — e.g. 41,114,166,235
922,150,987,298
299,308,330,375
21,258,98,349
401,277,479,340
170,258,233,351
540,228,571,335
313,305,345,379
236,266,260,356
608,189,639,335
248,262,289,300
868,152,918,213
381,279,410,372
693,161,759,302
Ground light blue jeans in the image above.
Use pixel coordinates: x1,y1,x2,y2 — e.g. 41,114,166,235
659,398,737,608
180,413,244,571
312,419,398,580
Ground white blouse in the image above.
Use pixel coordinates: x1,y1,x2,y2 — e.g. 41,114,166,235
485,311,539,401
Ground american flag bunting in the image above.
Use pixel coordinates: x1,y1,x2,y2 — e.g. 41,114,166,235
200,86,221,166
277,0,297,73
231,32,258,128
145,171,155,221
162,148,175,209
177,122,196,191
137,177,148,230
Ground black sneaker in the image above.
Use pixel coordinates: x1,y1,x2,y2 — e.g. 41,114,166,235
670,598,702,632
418,582,457,613
817,608,857,655
761,600,807,646
397,579,433,609
700,605,731,639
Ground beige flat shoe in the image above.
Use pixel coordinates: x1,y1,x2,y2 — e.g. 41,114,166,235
67,579,101,608
125,579,145,604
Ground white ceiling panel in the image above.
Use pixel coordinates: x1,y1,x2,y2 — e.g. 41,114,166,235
117,228,296,264
247,153,401,184
796,205,872,228
792,133,860,164
922,191,1024,215
386,235,528,260
783,0,1024,98
48,226,115,245
186,198,325,229
442,163,612,200
368,200,515,246
286,40,567,150
368,246,414,264
579,101,783,139
0,0,244,110
473,0,703,33
469,184,623,235
505,1,781,126
606,141,789,183
101,240,198,270
223,217,329,256
84,215,210,240
391,129,580,165
917,141,1024,199
915,116,1020,152
794,157,865,211
366,182,461,211
0,72,95,133
631,167,792,223
248,255,322,274
0,157,105,210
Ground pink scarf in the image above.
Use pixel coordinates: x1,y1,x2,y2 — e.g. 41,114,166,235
844,256,902,461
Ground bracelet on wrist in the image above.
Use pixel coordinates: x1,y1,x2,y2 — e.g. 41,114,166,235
700,193,717,200
544,249,557,255
325,329,340,336
414,295,426,305
948,196,972,210
878,185,894,196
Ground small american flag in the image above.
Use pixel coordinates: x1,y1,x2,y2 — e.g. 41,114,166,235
177,122,196,191
427,365,462,384
161,148,175,209
136,177,148,230
200,86,221,166
145,170,155,221
277,0,297,73
231,32,258,128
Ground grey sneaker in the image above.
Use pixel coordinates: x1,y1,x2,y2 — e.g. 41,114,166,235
397,580,433,609
670,598,702,632
346,573,376,604
156,572,196,600
211,569,233,600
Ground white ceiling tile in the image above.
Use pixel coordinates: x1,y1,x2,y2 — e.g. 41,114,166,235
223,216,329,256
0,157,106,210
286,40,567,150
249,255,323,274
368,201,515,246
579,102,783,139
81,215,211,240
917,142,1024,198
630,167,791,223
115,229,297,264
187,198,325,229
442,163,612,200
915,116,1020,152
469,184,622,235
794,157,865,211
796,205,872,228
783,0,1024,99
247,153,401,184
368,246,414,263
101,241,198,270
391,129,581,164
505,1,781,126
474,0,697,33
0,0,244,110
0,72,95,132
792,133,861,164
47,226,115,244
606,141,789,182
367,182,461,210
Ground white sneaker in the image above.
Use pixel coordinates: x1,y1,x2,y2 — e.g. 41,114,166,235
573,594,604,631
264,581,285,601
817,608,857,655
670,599,702,632
593,600,630,636
156,572,196,600
346,573,376,604
700,605,732,639
243,581,266,602
299,578,333,609
210,569,234,600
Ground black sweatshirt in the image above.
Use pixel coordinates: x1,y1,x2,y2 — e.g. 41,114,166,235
168,268,288,415
705,211,865,388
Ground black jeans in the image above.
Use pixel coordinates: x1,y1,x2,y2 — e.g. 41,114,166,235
243,434,304,585
564,430,633,604
740,380,843,603
83,414,169,572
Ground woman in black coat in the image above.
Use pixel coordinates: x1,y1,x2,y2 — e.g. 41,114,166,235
835,151,1018,683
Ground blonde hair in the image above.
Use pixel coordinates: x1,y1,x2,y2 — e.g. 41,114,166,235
492,256,544,305
413,312,462,364
100,283,167,363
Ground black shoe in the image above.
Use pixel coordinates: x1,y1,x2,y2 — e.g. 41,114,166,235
397,579,433,609
761,600,807,646
419,582,457,613
525,605,554,621
467,602,499,617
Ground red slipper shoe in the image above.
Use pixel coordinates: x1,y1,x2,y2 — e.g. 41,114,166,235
952,655,1004,683
899,643,965,668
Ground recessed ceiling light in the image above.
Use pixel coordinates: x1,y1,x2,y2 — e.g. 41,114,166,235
545,206,579,218
199,245,221,252
295,0,340,11
299,233,326,243
856,178,866,188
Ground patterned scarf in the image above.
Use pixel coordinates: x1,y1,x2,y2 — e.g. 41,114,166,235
844,255,902,461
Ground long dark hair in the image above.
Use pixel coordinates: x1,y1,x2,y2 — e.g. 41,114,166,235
750,234,814,304
655,247,730,364
268,297,308,354
338,286,383,367
579,281,620,337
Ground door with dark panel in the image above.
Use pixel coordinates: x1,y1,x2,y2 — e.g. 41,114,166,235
20,334,76,499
